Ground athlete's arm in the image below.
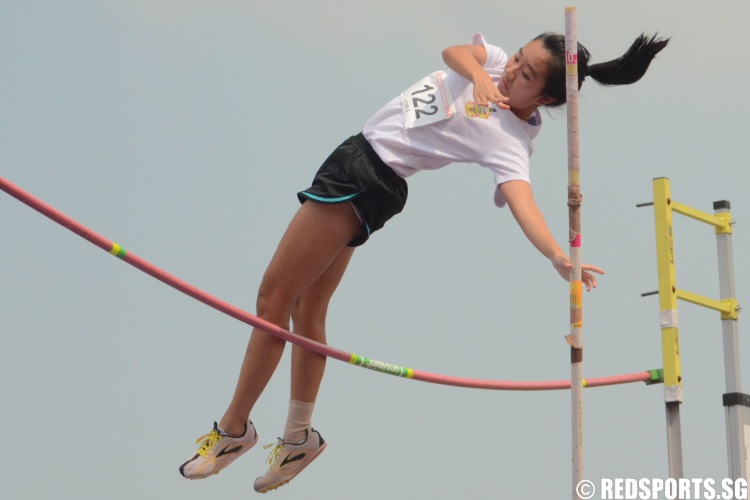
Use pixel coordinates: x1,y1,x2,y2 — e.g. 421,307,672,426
442,44,510,109
498,180,603,290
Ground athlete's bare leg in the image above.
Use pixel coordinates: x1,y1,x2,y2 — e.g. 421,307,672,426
218,201,359,435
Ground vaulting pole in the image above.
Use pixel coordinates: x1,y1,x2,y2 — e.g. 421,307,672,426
564,7,585,500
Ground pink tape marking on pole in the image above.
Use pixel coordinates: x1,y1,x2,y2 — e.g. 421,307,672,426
0,176,653,391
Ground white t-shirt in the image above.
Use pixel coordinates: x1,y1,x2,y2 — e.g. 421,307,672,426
362,33,542,208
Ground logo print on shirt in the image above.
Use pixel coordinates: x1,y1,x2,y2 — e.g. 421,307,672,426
465,101,496,119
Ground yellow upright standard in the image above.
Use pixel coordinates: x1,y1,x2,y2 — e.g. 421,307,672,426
651,177,746,481
652,178,684,479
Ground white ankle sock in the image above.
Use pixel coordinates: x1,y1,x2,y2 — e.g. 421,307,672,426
283,399,315,443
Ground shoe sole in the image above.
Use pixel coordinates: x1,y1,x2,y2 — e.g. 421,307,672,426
255,442,327,493
180,432,259,480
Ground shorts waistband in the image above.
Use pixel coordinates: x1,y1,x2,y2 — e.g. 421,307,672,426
353,133,401,181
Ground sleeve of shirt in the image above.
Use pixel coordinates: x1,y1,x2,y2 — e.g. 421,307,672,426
471,34,525,208
472,33,507,72
481,141,532,208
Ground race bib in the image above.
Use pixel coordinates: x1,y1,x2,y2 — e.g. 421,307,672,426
401,71,455,129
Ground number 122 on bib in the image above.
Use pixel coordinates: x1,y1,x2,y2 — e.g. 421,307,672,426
401,71,455,129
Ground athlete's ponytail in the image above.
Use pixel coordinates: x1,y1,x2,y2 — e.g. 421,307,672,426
536,32,670,107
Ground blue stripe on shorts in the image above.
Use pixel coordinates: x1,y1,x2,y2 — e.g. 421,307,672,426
301,191,359,203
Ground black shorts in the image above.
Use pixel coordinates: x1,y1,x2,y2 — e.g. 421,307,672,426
298,133,408,247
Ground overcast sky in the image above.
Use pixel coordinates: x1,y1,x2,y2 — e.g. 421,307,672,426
2,1,749,499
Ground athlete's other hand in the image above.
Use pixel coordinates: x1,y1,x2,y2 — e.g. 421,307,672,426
472,71,510,110
551,254,604,291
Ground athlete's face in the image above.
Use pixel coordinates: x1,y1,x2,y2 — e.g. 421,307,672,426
498,39,553,119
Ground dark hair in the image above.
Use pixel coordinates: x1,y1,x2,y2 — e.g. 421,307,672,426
535,32,670,107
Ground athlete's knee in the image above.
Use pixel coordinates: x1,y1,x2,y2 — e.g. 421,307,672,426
255,282,293,330
290,296,328,334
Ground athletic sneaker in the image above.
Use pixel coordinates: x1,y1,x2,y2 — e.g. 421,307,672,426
253,428,327,493
179,420,258,479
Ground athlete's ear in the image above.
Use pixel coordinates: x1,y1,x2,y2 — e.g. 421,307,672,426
536,95,555,106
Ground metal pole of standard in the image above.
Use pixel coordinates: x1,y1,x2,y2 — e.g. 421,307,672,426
564,7,585,499
714,201,748,480
652,178,685,480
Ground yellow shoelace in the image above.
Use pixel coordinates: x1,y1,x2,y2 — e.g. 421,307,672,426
262,441,284,468
195,429,223,458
